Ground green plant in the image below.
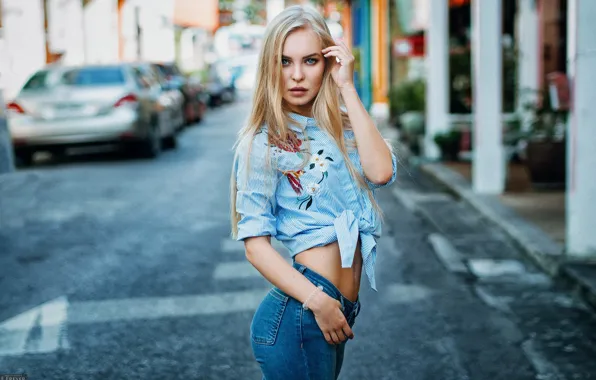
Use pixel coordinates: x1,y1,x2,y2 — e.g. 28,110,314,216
522,88,567,142
433,129,462,161
388,79,425,118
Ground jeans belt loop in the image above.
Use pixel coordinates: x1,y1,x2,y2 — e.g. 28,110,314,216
297,263,307,274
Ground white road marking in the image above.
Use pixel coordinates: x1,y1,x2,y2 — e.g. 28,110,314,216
428,233,469,274
0,289,269,357
385,283,432,304
68,288,269,325
0,296,69,356
468,259,527,278
391,188,418,212
221,239,245,253
473,285,514,315
391,188,452,213
213,261,261,280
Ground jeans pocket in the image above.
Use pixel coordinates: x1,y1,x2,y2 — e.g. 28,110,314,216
251,288,289,346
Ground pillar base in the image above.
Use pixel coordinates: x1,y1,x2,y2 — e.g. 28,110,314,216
370,102,390,122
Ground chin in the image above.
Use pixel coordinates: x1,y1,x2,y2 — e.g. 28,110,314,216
284,96,316,108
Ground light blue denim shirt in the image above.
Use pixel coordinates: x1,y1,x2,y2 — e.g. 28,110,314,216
234,113,397,291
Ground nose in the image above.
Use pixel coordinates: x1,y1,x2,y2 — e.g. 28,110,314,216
291,63,305,82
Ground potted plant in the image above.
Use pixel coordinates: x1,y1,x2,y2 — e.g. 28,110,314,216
521,90,567,187
433,129,462,162
389,79,426,155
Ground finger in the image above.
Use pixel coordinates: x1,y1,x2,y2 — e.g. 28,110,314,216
323,50,347,61
323,50,352,63
322,46,345,54
324,331,334,345
341,323,354,340
330,331,342,345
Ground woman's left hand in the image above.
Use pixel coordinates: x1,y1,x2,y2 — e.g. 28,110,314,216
322,39,355,90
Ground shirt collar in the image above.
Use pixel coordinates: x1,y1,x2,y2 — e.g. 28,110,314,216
288,112,317,130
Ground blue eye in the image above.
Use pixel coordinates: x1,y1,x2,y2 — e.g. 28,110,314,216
306,58,318,65
281,58,290,66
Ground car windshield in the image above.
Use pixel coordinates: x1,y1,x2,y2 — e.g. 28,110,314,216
61,67,126,86
22,71,52,90
155,64,181,78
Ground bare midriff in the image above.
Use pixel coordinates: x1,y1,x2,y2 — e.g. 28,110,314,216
294,238,362,302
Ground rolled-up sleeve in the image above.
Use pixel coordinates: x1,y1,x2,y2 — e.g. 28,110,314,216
235,130,280,241
367,149,398,190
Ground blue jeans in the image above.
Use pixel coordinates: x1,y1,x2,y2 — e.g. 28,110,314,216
250,262,361,380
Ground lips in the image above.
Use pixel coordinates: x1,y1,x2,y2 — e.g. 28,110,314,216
289,87,308,96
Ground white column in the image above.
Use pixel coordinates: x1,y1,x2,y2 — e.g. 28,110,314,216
0,0,46,101
566,0,596,258
471,0,505,194
424,0,449,160
517,0,539,129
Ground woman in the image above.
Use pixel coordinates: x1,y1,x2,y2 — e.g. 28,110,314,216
230,5,397,379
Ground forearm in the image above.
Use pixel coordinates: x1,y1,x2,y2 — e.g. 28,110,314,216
340,85,393,185
245,237,319,305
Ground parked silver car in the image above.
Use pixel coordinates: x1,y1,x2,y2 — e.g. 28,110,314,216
6,63,181,166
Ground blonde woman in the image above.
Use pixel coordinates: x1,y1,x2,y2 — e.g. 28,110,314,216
230,5,397,379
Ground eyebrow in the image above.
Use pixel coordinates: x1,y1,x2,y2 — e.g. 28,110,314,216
281,53,321,60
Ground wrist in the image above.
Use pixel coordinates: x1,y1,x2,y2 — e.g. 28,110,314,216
339,83,356,93
305,287,326,314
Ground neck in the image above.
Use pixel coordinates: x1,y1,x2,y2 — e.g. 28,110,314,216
285,102,313,118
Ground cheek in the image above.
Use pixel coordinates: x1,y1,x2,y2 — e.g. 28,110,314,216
310,65,325,87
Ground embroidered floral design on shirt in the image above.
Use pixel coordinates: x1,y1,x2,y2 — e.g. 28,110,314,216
295,149,334,210
260,129,333,211
283,169,305,194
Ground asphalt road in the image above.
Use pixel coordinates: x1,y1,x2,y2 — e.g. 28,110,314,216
0,93,594,379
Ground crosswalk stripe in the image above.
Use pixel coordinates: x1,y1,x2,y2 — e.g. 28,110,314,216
213,261,261,280
0,289,270,357
67,288,269,325
0,296,69,356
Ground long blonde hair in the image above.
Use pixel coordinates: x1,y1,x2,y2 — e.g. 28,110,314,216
230,5,385,239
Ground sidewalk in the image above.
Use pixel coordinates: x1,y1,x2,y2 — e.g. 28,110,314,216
379,122,596,311
418,161,596,310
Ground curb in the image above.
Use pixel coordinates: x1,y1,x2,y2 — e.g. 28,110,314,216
418,162,596,310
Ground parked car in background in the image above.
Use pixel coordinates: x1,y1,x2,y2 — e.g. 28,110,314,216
222,53,259,91
153,62,208,126
205,60,236,107
6,63,179,166
133,62,185,132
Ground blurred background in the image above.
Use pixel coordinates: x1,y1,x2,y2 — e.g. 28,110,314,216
0,1,595,379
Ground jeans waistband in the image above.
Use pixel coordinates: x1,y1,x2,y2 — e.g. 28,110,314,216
293,261,360,316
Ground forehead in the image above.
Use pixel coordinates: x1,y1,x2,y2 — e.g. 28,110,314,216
282,28,322,56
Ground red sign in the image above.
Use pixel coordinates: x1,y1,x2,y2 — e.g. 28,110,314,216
393,35,424,58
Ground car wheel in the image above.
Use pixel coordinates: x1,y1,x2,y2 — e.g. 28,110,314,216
15,150,34,167
162,133,177,150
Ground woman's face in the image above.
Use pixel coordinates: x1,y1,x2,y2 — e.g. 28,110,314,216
281,28,326,116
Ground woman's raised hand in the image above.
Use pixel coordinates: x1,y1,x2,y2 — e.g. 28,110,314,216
322,39,355,90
